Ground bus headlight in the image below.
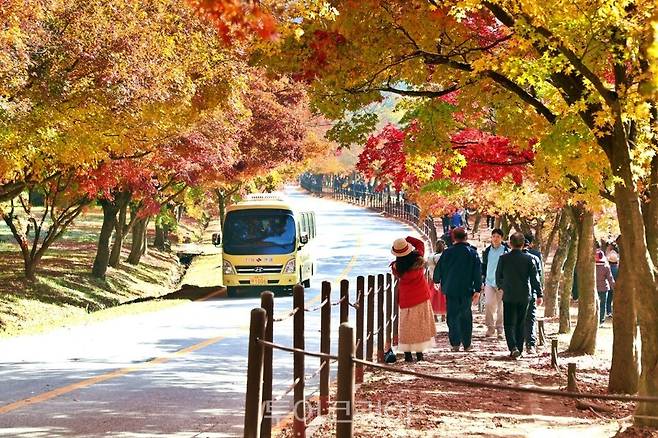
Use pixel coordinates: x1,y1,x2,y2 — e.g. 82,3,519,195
223,260,236,275
283,258,296,273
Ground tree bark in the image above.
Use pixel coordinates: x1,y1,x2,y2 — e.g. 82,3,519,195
543,212,571,318
108,192,131,268
92,200,120,278
608,245,639,394
567,206,597,355
606,150,658,425
128,217,148,265
472,213,482,234
542,209,564,259
559,228,578,334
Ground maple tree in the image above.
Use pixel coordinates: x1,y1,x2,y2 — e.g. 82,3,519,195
266,0,658,421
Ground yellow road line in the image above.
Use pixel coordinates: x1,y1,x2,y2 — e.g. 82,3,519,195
0,288,226,416
0,334,226,415
0,233,362,416
306,234,363,306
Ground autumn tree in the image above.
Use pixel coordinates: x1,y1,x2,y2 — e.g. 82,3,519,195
265,0,658,419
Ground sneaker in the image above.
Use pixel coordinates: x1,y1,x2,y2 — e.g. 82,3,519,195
416,352,424,361
526,346,537,355
510,349,522,359
485,328,496,337
464,345,474,352
451,346,460,352
497,332,504,340
404,352,414,362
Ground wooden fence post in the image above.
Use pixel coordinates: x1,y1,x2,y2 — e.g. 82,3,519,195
377,274,385,363
340,279,349,324
551,339,559,369
260,292,274,438
320,281,331,415
567,363,578,392
385,273,392,350
293,284,306,438
336,323,355,438
320,281,331,416
393,278,399,346
356,276,365,384
366,275,375,362
244,308,266,438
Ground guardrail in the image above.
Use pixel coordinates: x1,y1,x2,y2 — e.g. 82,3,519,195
299,174,438,253
245,281,658,438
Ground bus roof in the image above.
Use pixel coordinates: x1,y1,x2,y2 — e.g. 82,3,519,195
226,193,294,212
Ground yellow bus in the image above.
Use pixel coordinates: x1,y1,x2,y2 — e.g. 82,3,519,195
214,193,316,296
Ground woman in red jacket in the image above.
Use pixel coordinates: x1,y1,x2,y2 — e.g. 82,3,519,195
391,236,437,362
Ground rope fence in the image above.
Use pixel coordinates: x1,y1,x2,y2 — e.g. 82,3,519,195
245,274,658,438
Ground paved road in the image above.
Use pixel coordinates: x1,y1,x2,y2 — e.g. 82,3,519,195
0,186,422,437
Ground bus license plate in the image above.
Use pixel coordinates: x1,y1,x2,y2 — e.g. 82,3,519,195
251,277,267,285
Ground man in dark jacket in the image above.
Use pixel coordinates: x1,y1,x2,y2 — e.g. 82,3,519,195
496,232,542,359
523,234,544,354
434,227,482,352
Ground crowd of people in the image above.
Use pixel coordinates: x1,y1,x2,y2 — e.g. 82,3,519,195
390,224,620,362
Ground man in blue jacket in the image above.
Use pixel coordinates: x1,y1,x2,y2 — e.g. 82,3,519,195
496,232,542,359
434,227,482,352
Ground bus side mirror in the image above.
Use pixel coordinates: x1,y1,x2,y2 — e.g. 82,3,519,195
212,233,221,246
300,233,309,245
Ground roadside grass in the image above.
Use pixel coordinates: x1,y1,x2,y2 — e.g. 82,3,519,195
0,207,205,338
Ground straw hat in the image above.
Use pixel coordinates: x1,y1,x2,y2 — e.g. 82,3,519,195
391,238,413,257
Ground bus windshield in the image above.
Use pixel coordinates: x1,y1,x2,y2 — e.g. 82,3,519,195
223,209,296,255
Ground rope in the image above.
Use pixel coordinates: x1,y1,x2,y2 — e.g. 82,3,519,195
258,339,339,361
304,299,329,313
273,306,299,322
348,292,362,309
305,362,326,382
352,358,658,404
331,295,347,306
273,377,301,402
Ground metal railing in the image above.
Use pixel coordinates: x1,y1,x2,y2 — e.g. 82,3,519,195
299,174,438,253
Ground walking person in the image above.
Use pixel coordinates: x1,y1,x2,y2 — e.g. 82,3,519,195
391,236,437,362
481,228,508,339
523,234,544,354
434,227,482,352
496,232,542,359
607,252,619,318
427,240,447,321
595,250,615,326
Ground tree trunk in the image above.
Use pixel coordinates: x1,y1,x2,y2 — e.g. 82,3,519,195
92,200,119,278
544,212,571,318
500,215,510,237
603,124,658,425
142,217,149,255
24,257,38,282
567,206,597,355
108,193,130,268
608,246,639,394
216,189,227,225
154,224,166,250
559,228,578,334
472,213,482,234
542,209,564,259
128,217,148,265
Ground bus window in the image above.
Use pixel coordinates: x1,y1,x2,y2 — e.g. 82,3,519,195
311,212,316,238
308,212,315,238
301,212,309,237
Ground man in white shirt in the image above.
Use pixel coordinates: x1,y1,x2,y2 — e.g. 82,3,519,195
481,228,508,339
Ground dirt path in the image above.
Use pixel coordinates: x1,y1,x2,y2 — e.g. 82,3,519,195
275,312,657,437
